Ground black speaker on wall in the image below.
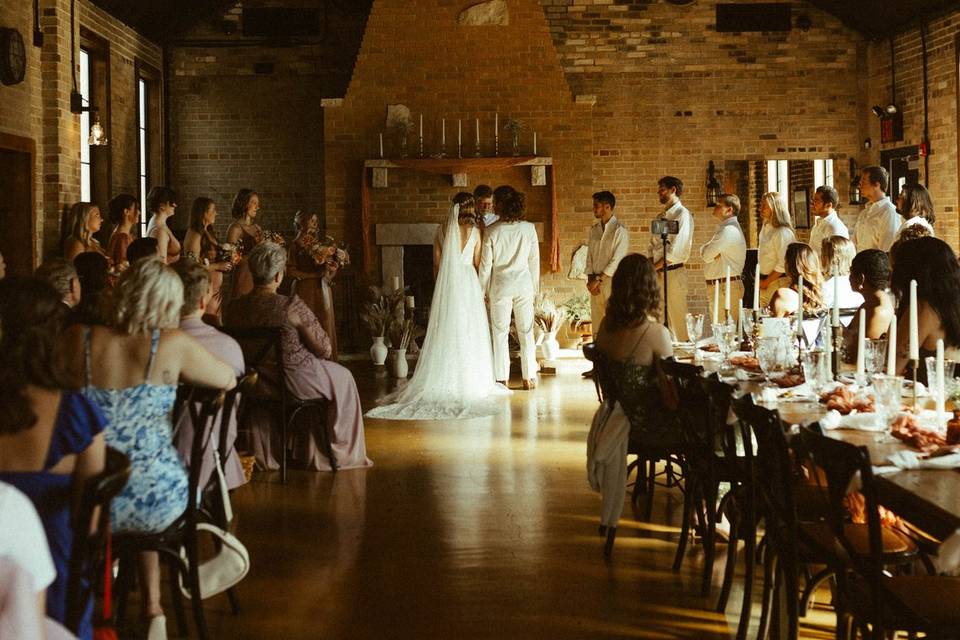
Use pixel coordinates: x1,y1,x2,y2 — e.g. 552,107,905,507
716,3,792,32
242,8,321,38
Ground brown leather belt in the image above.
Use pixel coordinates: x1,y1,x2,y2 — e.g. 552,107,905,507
705,275,742,285
656,263,684,273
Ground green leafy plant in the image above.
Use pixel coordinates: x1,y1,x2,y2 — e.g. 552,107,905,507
562,294,591,328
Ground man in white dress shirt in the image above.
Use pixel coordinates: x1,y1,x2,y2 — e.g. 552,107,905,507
474,184,498,229
853,166,901,252
586,191,629,334
700,193,746,327
808,185,849,257
646,176,693,341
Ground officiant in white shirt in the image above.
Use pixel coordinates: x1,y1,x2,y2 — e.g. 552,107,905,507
479,186,540,390
853,165,901,252
586,191,629,333
700,193,746,327
808,185,849,255
646,176,693,341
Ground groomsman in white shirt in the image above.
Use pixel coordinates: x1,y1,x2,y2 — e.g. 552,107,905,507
646,176,693,341
853,166,901,252
808,185,849,256
586,191,629,333
700,193,746,327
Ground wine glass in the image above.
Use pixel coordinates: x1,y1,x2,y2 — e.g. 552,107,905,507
686,313,704,351
864,338,888,377
757,336,785,391
872,374,903,436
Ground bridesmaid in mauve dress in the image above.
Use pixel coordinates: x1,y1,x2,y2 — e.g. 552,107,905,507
182,197,235,325
225,189,263,304
287,211,339,361
106,193,139,266
225,242,371,471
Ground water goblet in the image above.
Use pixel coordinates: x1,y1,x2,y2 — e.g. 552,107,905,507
757,336,785,390
864,338,888,377
686,313,704,359
872,374,903,435
801,349,829,394
924,357,957,403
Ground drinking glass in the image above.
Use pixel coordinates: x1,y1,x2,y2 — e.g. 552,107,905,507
685,313,704,348
924,357,957,401
872,374,903,432
801,349,829,393
864,338,888,376
757,336,785,389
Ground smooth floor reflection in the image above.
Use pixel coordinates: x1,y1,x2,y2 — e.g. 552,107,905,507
204,356,834,639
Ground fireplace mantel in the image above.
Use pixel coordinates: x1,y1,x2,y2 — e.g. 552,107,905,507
364,156,551,188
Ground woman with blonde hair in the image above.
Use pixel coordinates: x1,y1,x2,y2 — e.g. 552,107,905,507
769,242,824,317
820,235,863,311
756,191,796,306
60,257,236,639
63,202,107,262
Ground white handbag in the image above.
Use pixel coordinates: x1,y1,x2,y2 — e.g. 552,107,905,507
178,523,250,600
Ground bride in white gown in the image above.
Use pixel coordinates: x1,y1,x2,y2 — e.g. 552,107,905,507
366,199,510,420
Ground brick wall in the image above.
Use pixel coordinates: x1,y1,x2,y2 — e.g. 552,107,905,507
0,0,160,261
861,9,959,249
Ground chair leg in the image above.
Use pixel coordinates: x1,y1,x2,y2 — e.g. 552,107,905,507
603,527,617,557
320,409,337,472
167,556,188,637
716,513,740,613
701,485,718,598
644,460,657,521
184,537,209,640
799,567,833,616
672,480,697,572
114,550,132,627
757,547,778,640
227,587,241,615
735,521,756,640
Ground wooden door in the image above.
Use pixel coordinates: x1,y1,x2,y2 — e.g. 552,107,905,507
0,142,35,276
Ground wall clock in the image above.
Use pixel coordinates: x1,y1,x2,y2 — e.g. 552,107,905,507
0,28,26,86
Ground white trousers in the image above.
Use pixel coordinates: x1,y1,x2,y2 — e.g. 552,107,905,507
659,267,689,341
490,291,537,381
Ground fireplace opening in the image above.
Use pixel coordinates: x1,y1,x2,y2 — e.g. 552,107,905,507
403,244,434,326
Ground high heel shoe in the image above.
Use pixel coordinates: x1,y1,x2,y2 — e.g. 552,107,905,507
522,378,537,390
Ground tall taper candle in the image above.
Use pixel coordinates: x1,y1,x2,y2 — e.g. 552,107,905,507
753,263,760,310
533,131,537,155
713,281,719,326
737,299,743,337
379,133,383,158
909,279,919,360
887,314,897,375
441,119,446,145
475,118,480,146
419,113,423,138
494,112,498,139
798,275,804,335
457,119,461,148
392,276,400,291
937,338,946,424
725,266,731,311
856,309,866,379
832,271,840,325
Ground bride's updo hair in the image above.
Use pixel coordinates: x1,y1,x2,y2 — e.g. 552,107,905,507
493,185,526,222
452,192,477,225
605,254,660,330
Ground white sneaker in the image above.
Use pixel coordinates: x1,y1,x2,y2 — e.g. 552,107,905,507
147,615,167,640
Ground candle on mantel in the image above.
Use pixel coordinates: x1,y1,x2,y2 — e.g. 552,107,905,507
392,276,401,291
887,314,897,375
406,295,415,310
797,275,804,336
909,279,919,360
379,133,384,159
753,263,760,310
441,119,446,146
856,309,866,379
457,119,461,150
533,131,537,155
475,118,480,146
712,281,720,326
937,338,946,424
724,266,731,312
494,112,499,143
419,113,423,139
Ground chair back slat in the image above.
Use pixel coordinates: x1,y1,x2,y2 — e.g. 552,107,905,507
220,326,285,400
659,358,706,449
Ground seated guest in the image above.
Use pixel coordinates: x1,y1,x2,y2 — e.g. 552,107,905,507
890,236,960,380
225,242,372,471
67,252,110,327
106,193,140,266
820,236,864,311
889,218,933,270
843,250,895,364
173,260,246,490
0,278,106,638
769,242,824,318
36,259,81,310
60,258,235,639
63,202,107,262
145,186,181,264
126,237,160,264
895,182,935,240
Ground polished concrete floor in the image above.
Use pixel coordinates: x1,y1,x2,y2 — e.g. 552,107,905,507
198,355,837,639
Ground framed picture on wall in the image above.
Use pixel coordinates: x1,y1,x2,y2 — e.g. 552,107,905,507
792,188,810,229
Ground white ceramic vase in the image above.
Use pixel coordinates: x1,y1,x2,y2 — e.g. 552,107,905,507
391,348,409,378
370,336,388,366
541,332,560,360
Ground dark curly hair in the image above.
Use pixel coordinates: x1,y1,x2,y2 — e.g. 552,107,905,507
890,236,960,348
605,254,660,330
146,185,177,214
231,188,259,220
0,277,72,434
850,249,889,291
494,186,526,222
452,192,477,225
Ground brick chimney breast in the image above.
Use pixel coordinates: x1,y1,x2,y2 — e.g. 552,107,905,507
458,0,509,26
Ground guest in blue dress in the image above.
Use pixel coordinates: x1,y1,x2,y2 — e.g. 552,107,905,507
0,277,107,640
61,257,236,640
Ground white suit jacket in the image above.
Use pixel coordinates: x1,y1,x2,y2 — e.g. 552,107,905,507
479,221,540,299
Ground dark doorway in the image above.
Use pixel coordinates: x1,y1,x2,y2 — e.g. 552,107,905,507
0,134,36,276
403,245,435,326
880,146,921,197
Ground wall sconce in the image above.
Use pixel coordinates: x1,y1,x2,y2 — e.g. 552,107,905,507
88,113,108,146
706,160,721,207
871,104,898,117
848,158,862,205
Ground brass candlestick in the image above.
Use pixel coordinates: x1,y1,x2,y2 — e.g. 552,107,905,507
418,135,424,159
831,323,843,380
911,358,919,410
750,310,762,357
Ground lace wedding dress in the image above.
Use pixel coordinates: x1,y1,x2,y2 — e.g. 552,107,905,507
366,205,510,420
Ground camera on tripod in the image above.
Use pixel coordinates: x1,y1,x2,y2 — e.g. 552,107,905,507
651,218,679,236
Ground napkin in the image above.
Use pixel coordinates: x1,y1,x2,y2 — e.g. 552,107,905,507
886,450,960,470
934,529,960,576
819,410,887,432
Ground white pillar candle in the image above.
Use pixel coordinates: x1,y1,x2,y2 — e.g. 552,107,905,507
937,338,946,425
533,131,537,155
713,281,720,326
909,279,919,360
457,119,461,148
419,113,423,138
737,299,743,336
797,275,804,329
832,271,840,325
406,295,415,309
475,118,480,146
887,314,897,375
494,112,498,141
379,133,383,158
753,263,760,310
392,276,400,291
441,119,446,145
724,266,731,311
856,309,866,378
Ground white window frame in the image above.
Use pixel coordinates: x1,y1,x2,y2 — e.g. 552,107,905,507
79,48,92,201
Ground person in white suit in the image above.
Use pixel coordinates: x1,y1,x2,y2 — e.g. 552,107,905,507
479,186,541,390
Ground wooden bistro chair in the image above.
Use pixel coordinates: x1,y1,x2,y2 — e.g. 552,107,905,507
113,386,225,640
797,426,958,639
65,447,131,635
220,326,335,482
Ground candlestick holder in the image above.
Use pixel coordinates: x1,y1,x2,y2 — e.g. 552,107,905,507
911,358,919,410
418,136,424,159
831,323,843,380
474,140,481,157
432,143,447,159
457,143,462,159
750,310,762,357
495,136,499,157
